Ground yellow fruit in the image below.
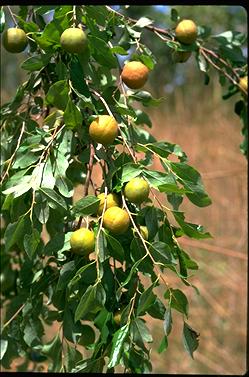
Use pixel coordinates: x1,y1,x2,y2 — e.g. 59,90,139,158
103,207,130,235
70,228,95,255
139,226,149,240
239,76,248,93
124,177,150,204
89,115,118,146
175,19,198,45
97,193,120,215
2,28,28,53
79,325,95,346
121,61,150,89
60,28,87,53
113,309,122,326
172,50,192,63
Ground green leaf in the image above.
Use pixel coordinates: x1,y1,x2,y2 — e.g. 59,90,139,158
169,162,212,207
23,229,40,259
132,318,153,344
0,339,8,360
165,289,189,317
196,53,208,73
137,283,157,315
68,261,96,289
88,35,118,68
139,141,187,161
2,176,32,198
13,152,39,169
23,317,44,347
111,46,129,55
72,195,100,216
66,344,83,372
150,241,177,266
171,8,179,22
4,216,28,251
157,336,168,353
108,323,130,368
55,175,74,198
0,7,5,33
134,17,153,28
105,232,125,263
172,210,212,239
41,334,62,372
64,98,83,129
45,80,69,110
74,285,96,322
121,163,142,184
147,297,166,320
39,187,67,212
130,91,165,107
164,307,172,335
182,322,200,358
134,109,152,128
21,54,52,71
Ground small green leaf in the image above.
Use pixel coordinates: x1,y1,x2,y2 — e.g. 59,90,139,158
55,175,74,198
157,336,168,353
45,80,69,110
171,8,179,22
172,211,212,239
134,17,153,28
41,334,62,372
64,98,83,129
165,289,189,317
74,285,96,322
164,307,172,336
21,54,51,71
24,229,40,259
182,321,200,358
108,323,130,368
121,163,142,184
105,232,125,263
0,339,8,360
39,187,67,212
150,241,177,266
137,283,157,315
0,7,5,33
72,195,100,216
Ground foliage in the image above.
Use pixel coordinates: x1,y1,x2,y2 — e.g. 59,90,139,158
0,5,247,373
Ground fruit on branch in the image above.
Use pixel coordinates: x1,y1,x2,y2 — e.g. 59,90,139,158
89,115,118,146
139,225,149,240
172,50,192,63
70,228,95,255
121,61,150,89
97,192,120,215
175,19,198,45
79,325,95,346
60,27,87,53
239,76,248,94
2,28,28,53
124,177,150,204
103,207,130,235
113,308,123,326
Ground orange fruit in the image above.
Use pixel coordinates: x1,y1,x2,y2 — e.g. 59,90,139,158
175,19,198,45
121,61,150,89
103,207,130,235
97,193,120,215
239,76,248,93
2,28,28,53
70,228,95,255
172,50,192,63
124,177,150,204
60,28,87,53
89,115,118,146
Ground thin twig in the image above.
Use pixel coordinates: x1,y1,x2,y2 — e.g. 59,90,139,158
2,303,25,330
7,6,18,27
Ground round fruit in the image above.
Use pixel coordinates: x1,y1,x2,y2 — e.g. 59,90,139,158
175,19,198,45
97,193,120,215
113,309,122,326
70,228,95,255
2,28,28,53
89,115,118,146
139,226,149,240
60,27,87,54
124,177,150,204
103,207,130,235
79,325,95,346
172,50,192,63
121,61,150,89
239,76,248,93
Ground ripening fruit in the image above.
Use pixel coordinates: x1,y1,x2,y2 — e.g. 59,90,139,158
79,325,95,346
97,193,120,215
113,308,122,326
2,28,28,53
89,115,118,146
103,207,130,235
121,61,150,89
172,50,192,63
239,76,248,94
60,27,87,53
139,225,149,240
175,19,198,45
124,177,150,204
70,228,95,255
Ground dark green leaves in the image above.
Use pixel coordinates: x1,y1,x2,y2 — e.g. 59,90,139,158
172,211,212,239
21,54,52,71
45,80,69,110
64,98,83,129
137,283,157,316
182,322,200,358
39,187,67,212
0,7,5,33
72,195,100,217
165,289,189,317
74,284,106,322
88,35,118,68
108,324,130,368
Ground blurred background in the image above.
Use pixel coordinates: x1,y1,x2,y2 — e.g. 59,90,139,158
1,5,247,374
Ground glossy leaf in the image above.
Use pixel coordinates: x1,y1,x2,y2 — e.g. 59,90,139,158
108,323,130,368
182,322,200,358
72,195,100,216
